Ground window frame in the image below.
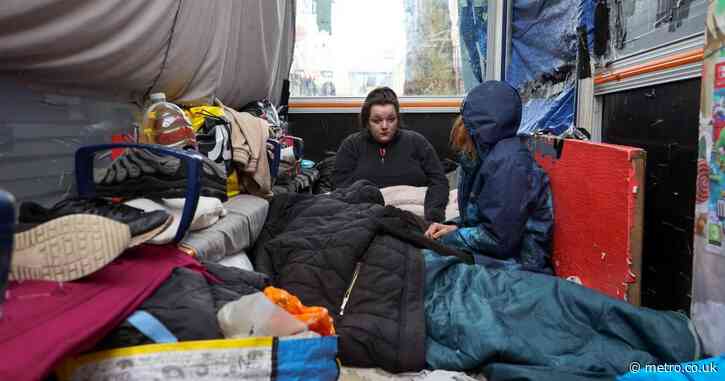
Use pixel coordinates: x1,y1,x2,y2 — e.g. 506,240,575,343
589,32,705,143
288,0,511,114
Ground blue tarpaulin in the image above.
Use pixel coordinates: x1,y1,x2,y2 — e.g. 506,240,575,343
507,0,594,135
459,0,488,88
519,86,576,134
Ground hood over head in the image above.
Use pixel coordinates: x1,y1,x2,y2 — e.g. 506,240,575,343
461,80,522,148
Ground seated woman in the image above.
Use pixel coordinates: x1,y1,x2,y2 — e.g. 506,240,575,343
425,80,554,273
334,87,449,222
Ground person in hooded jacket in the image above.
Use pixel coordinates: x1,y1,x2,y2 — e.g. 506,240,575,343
334,87,450,222
424,80,554,273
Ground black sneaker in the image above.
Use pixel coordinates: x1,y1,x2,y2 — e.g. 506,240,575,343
20,197,172,247
94,148,228,201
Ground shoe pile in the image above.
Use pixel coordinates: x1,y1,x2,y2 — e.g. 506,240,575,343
20,197,172,247
0,196,174,283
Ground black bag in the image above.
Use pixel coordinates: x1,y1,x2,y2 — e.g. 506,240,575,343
195,112,233,175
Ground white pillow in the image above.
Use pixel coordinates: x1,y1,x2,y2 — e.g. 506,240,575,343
125,197,226,244
380,186,460,221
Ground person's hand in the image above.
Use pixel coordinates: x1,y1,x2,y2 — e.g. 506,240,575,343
424,223,458,240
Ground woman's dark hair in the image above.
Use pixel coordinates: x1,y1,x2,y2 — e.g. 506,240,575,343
360,87,400,128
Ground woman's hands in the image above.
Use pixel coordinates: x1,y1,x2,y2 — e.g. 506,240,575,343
424,223,458,240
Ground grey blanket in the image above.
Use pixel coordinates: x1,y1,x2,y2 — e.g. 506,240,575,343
182,195,269,262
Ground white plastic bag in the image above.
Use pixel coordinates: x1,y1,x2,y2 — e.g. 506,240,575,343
218,292,307,338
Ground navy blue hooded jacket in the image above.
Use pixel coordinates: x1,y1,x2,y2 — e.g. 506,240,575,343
440,81,554,273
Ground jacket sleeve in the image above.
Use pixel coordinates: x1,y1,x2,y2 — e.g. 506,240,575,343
439,151,530,259
419,139,449,223
333,136,359,189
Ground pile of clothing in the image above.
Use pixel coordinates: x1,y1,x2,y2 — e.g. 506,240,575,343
0,100,296,379
0,187,332,380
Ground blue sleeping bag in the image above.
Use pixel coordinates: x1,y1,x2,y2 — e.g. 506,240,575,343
422,250,700,381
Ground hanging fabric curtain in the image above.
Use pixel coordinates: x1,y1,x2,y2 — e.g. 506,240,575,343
0,0,296,108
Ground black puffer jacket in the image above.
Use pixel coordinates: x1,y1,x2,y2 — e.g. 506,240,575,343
95,263,270,350
252,181,431,372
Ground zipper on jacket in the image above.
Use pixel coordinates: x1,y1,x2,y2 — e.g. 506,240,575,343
339,261,362,317
379,148,386,164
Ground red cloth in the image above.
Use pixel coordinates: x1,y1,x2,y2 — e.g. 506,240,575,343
0,245,203,381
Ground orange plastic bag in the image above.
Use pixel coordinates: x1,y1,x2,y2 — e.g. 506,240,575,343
263,287,336,336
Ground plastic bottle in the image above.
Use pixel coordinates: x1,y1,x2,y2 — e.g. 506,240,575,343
141,92,196,149
708,211,722,247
